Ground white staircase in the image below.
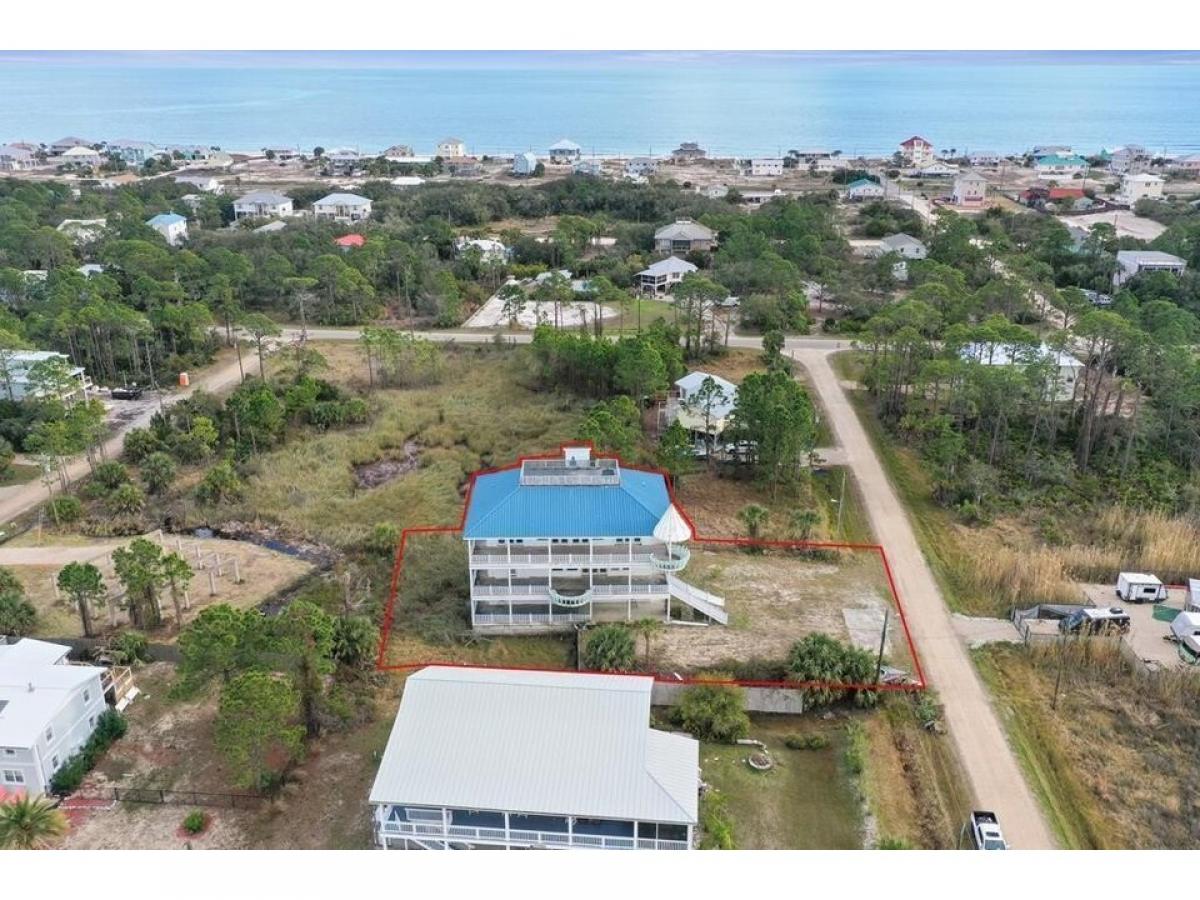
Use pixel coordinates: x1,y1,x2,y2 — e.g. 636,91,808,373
667,575,729,625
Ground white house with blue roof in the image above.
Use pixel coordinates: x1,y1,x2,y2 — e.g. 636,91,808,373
145,212,188,246
463,445,726,631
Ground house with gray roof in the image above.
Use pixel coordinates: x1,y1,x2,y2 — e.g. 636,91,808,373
462,444,725,630
369,665,699,850
1114,250,1187,287
654,219,717,255
312,192,372,222
637,256,698,294
548,139,582,163
233,190,294,220
512,151,540,177
0,144,39,172
879,233,928,259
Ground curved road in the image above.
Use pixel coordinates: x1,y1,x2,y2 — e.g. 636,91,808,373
0,324,1054,847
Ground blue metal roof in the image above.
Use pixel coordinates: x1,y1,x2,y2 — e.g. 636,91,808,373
463,467,671,539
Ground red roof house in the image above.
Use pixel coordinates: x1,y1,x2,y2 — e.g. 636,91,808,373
334,234,365,249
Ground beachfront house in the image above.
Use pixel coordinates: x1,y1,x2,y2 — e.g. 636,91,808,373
0,350,92,403
671,142,706,163
548,139,582,163
625,157,657,178
912,161,958,178
512,152,540,177
437,137,467,158
57,146,103,168
0,639,109,798
174,174,223,194
49,137,93,155
1113,250,1187,287
951,171,988,207
313,192,372,222
879,233,927,259
446,156,483,177
0,145,39,171
1107,145,1147,175
55,218,107,245
747,158,784,177
369,666,699,851
106,139,159,166
968,151,1001,167
961,342,1084,402
669,372,738,443
574,159,604,177
1035,154,1088,179
233,190,294,220
462,444,727,631
637,256,697,295
145,212,188,246
845,178,885,201
899,135,935,167
1119,172,1164,205
653,219,717,255
1177,154,1200,173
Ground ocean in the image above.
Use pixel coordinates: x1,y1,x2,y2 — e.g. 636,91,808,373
2,51,1199,158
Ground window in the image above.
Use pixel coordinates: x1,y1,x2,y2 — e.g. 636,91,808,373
88,716,96,728
45,726,53,743
2,770,24,784
3,748,15,756
83,690,91,703
51,756,60,769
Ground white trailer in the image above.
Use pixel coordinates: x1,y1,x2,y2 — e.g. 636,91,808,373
1116,572,1167,604
1170,611,1200,657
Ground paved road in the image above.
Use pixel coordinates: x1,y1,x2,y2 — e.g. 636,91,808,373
1,323,1056,845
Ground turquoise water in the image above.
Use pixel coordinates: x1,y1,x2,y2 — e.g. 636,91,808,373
2,52,1199,157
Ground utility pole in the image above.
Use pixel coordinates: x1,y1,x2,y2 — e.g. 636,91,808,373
874,607,890,684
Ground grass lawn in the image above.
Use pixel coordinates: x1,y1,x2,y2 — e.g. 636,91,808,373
0,462,39,487
238,342,587,549
699,714,862,849
971,643,1200,849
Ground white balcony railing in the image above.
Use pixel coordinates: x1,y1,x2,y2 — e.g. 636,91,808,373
471,582,668,598
379,821,687,850
474,613,590,627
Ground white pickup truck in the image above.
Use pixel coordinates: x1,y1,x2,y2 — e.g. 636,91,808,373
969,811,1008,850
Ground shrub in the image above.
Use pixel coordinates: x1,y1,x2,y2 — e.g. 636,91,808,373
698,791,735,849
0,593,37,636
108,631,150,664
785,733,830,751
123,427,164,463
93,709,129,743
843,721,867,776
47,496,83,524
878,836,912,849
672,677,750,743
582,624,636,672
106,482,146,516
331,615,379,669
787,633,879,708
140,451,177,495
365,522,400,558
92,461,130,491
182,810,208,835
49,710,127,795
195,460,243,506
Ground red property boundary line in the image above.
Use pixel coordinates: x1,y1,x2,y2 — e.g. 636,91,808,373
374,444,927,693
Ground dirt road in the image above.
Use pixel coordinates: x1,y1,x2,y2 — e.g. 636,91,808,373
794,347,1056,848
0,352,247,528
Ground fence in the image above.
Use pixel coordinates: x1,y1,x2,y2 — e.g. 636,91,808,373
1013,617,1155,678
108,786,266,810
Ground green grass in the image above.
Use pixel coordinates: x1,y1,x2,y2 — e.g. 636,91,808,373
236,344,586,548
0,462,39,487
811,465,873,545
973,645,1113,849
699,715,863,849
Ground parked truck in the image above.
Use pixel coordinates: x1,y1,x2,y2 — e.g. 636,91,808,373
968,811,1008,850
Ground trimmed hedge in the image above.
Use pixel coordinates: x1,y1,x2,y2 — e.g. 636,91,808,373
49,709,128,794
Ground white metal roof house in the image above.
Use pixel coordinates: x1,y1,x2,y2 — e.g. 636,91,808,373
637,256,697,294
455,236,510,263
844,178,885,201
968,151,1002,167
548,139,582,163
312,192,372,222
879,233,927,259
670,371,738,438
233,190,294,220
961,342,1083,402
625,157,657,177
951,172,988,207
461,445,726,631
369,666,699,850
146,212,188,246
654,219,717,255
174,173,223,194
50,136,93,154
1,349,93,404
747,158,784,177
56,218,107,245
0,638,108,797
57,145,103,168
511,151,540,177
437,137,467,158
1113,250,1187,287
573,159,604,177
910,161,959,178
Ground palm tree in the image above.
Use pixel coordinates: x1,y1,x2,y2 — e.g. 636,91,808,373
633,617,664,664
737,504,770,541
0,795,69,849
788,508,821,542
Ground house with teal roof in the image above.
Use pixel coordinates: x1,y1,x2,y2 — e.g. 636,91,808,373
1035,154,1088,180
462,445,727,631
845,178,885,201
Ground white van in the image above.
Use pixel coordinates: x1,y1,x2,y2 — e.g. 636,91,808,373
1116,572,1167,604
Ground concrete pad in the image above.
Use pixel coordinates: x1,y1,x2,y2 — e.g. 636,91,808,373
843,606,886,653
464,292,616,329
